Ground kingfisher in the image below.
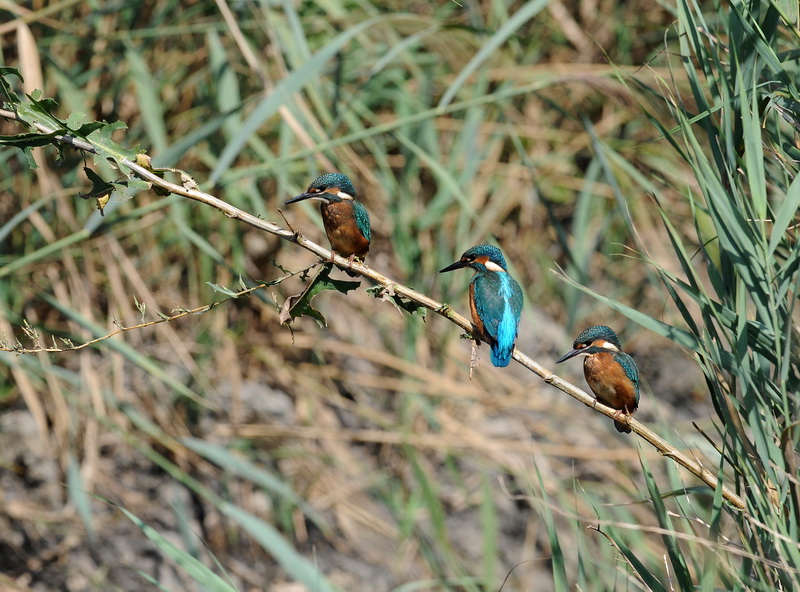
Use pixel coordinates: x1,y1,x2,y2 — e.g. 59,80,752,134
284,172,371,267
556,325,639,433
439,245,524,368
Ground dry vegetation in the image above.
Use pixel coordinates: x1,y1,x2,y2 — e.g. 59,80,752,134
1,1,799,591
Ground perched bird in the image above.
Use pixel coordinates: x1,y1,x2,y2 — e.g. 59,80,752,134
439,245,524,367
284,172,371,266
556,325,639,433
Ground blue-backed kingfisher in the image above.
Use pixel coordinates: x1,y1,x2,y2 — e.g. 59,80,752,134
557,325,639,433
285,173,371,266
439,245,524,368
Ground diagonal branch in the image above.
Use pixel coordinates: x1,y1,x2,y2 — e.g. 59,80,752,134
0,106,747,511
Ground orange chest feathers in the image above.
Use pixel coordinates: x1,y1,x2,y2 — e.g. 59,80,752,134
320,201,369,259
468,282,485,336
583,352,638,412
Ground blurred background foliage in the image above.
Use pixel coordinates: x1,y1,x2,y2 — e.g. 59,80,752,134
1,0,799,590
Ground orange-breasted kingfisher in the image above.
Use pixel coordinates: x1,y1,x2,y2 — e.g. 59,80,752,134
439,245,524,368
284,172,371,265
556,325,639,433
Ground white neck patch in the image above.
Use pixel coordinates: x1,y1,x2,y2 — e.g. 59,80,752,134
484,261,506,273
336,191,354,200
598,340,620,352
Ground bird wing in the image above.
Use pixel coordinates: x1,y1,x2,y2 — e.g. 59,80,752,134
614,351,640,405
472,273,522,340
352,200,371,242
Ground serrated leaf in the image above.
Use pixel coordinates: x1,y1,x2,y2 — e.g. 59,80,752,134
80,167,115,215
0,132,62,148
280,264,360,328
0,66,23,104
86,121,137,167
25,92,65,129
72,121,107,136
66,111,88,130
80,167,115,199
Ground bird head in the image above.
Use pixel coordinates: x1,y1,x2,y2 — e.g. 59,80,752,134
285,172,357,205
439,244,508,274
556,325,623,364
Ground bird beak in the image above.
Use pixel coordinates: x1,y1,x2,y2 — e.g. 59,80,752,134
284,191,315,205
556,348,582,364
439,260,467,273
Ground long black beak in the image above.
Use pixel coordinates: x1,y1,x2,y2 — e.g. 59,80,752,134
439,260,467,273
556,348,582,364
284,191,314,205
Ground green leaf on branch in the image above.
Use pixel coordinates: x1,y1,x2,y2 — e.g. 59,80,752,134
280,264,360,328
0,128,63,169
23,90,66,130
81,167,114,197
367,284,427,318
87,121,138,168
1,76,140,179
0,132,62,148
0,66,23,104
66,111,106,136
80,167,115,215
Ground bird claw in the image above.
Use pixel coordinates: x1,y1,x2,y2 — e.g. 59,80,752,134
612,408,632,427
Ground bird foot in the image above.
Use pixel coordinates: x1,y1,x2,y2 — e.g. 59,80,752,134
612,408,632,426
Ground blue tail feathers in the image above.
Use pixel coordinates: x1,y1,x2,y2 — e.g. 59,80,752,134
490,344,512,367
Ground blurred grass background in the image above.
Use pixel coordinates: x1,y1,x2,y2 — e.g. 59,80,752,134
1,0,799,591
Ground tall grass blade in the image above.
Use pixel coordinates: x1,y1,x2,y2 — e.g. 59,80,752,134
220,503,335,592
119,506,238,592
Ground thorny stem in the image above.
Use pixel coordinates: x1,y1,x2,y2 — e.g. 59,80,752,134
0,106,747,511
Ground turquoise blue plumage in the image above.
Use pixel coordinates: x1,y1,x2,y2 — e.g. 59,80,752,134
351,199,371,243
440,245,524,368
